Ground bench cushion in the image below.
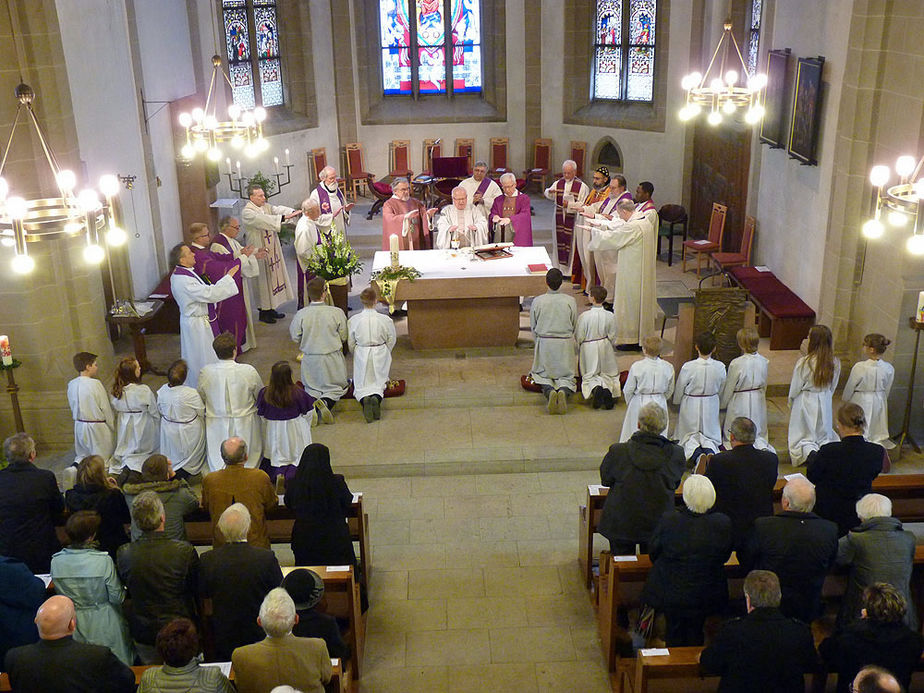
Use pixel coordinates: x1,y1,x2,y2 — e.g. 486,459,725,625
730,267,815,319
757,292,815,318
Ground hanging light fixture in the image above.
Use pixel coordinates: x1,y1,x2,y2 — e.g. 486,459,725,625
679,21,767,126
0,84,125,275
863,155,924,254
177,55,268,162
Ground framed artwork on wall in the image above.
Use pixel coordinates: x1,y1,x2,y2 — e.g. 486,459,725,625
787,56,825,165
759,48,790,148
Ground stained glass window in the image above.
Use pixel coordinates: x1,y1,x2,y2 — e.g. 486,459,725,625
592,0,657,102
747,0,763,76
222,0,284,109
379,0,482,96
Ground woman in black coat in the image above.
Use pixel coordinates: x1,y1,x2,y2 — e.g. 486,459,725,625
64,455,130,560
807,403,884,536
641,474,733,646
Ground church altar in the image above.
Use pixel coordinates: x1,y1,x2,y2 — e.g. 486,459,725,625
371,246,552,349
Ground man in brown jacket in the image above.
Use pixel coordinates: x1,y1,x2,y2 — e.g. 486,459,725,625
201,437,277,547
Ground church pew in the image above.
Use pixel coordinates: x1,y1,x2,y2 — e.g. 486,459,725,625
579,474,924,590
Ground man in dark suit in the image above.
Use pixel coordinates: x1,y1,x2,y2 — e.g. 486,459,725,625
0,433,64,573
199,503,283,660
743,476,839,623
700,570,817,692
704,417,779,553
4,595,134,692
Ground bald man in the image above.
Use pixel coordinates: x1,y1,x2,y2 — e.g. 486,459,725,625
4,595,134,692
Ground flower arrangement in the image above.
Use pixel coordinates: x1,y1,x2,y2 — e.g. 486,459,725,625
306,231,363,280
370,265,421,313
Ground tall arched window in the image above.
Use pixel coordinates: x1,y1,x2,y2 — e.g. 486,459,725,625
747,0,763,75
592,0,657,102
379,0,483,96
222,0,284,109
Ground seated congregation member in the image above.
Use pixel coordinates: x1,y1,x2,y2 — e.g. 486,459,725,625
381,177,436,250
700,570,816,693
50,511,134,666
110,356,159,479
821,583,923,693
137,618,234,693
198,331,264,471
231,588,332,693
744,476,838,623
199,504,283,661
599,403,686,555
0,433,64,574
201,437,278,548
348,286,397,423
835,493,916,629
673,330,726,465
852,665,908,693
0,555,46,665
289,277,349,425
490,172,533,245
842,333,895,450
807,402,884,536
459,160,502,218
67,351,115,466
282,568,350,662
703,417,779,555
156,359,207,478
788,324,840,466
122,454,199,542
65,455,130,559
720,326,774,451
258,361,314,484
641,475,732,646
434,186,488,249
117,492,200,663
576,284,621,410
619,334,674,442
530,268,578,415
4,595,135,693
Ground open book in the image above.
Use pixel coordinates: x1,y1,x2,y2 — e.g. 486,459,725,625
473,242,514,261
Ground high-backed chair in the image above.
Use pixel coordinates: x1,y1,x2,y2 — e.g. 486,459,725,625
711,215,756,274
570,141,587,180
366,179,394,220
344,143,373,201
308,147,345,187
455,138,474,175
656,204,688,267
682,202,727,277
389,139,413,180
420,139,442,177
490,137,512,176
525,138,552,190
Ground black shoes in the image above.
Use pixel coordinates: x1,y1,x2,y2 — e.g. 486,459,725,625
615,343,642,352
273,310,285,319
258,310,277,324
592,386,615,410
592,386,604,409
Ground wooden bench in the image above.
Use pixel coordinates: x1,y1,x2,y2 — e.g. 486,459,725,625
728,266,815,350
579,474,924,590
623,646,710,693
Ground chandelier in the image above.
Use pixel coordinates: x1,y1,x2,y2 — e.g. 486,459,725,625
678,21,767,126
0,83,126,275
862,156,924,254
178,55,268,162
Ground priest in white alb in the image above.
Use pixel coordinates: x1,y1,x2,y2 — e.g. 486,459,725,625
459,160,502,219
434,187,488,249
309,166,353,236
544,160,589,275
580,175,632,298
210,216,263,352
294,198,325,309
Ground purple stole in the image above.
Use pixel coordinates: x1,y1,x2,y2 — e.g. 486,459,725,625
475,176,492,197
194,241,247,348
296,228,326,310
174,266,221,337
315,183,345,216
553,178,583,266
599,191,632,217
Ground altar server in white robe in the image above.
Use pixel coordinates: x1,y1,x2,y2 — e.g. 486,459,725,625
576,285,621,409
434,186,489,249
169,243,240,388
580,175,632,298
788,325,840,465
673,331,727,463
110,357,160,474
530,268,578,415
67,351,116,466
459,160,502,219
309,166,353,236
156,359,207,476
619,335,675,442
197,332,264,471
720,327,775,453
349,286,398,423
210,216,263,351
294,199,324,309
841,333,895,449
587,199,657,350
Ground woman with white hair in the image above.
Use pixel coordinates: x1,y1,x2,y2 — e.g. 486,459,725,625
640,474,733,646
835,493,916,629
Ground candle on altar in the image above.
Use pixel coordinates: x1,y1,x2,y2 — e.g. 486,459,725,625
0,335,11,366
917,291,924,323
389,233,399,269
285,148,291,166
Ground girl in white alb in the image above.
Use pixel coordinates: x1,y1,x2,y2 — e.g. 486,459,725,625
842,333,895,449
788,325,840,465
721,327,775,453
111,357,159,474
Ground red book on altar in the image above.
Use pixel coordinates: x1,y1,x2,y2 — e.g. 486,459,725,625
528,263,549,274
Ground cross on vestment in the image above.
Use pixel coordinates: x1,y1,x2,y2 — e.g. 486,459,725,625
263,228,287,297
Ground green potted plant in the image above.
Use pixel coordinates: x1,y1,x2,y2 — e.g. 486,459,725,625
305,231,364,315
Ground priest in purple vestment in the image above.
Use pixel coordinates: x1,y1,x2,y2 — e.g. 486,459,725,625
490,173,533,247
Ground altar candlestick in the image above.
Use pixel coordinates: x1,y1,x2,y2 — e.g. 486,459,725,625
285,148,291,166
236,161,242,179
225,158,232,176
274,157,280,174
0,335,11,366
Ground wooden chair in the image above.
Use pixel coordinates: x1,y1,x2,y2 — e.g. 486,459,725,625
712,215,756,274
656,204,688,267
525,137,552,190
682,202,727,277
388,139,413,179
570,140,587,179
344,143,373,201
455,137,474,174
309,147,346,188
420,138,442,176
489,137,512,176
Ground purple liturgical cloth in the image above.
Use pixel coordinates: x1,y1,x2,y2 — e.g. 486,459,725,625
191,244,247,348
475,176,493,197
315,183,346,216
173,266,221,336
490,193,533,247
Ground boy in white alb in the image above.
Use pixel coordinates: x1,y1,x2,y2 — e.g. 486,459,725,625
348,286,397,423
67,351,115,466
619,335,674,442
156,359,207,478
530,268,578,415
720,327,775,452
576,285,621,410
674,331,727,464
289,277,349,425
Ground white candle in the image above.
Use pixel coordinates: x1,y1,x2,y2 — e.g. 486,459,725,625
389,234,399,254
236,161,242,178
225,157,231,175
285,148,291,166
274,157,279,174
917,291,924,323
0,335,11,366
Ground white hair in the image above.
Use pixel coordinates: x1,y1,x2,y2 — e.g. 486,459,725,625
319,165,335,178
637,402,667,435
270,688,303,693
562,159,577,171
683,474,717,514
856,493,892,522
217,502,251,543
782,477,816,513
499,172,516,185
616,199,636,213
451,185,467,197
300,198,319,213
474,160,488,169
259,588,297,638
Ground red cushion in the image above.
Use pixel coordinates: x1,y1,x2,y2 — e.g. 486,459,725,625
351,171,371,179
683,240,719,252
371,181,393,195
730,266,766,282
711,252,746,264
758,292,815,318
520,374,543,393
